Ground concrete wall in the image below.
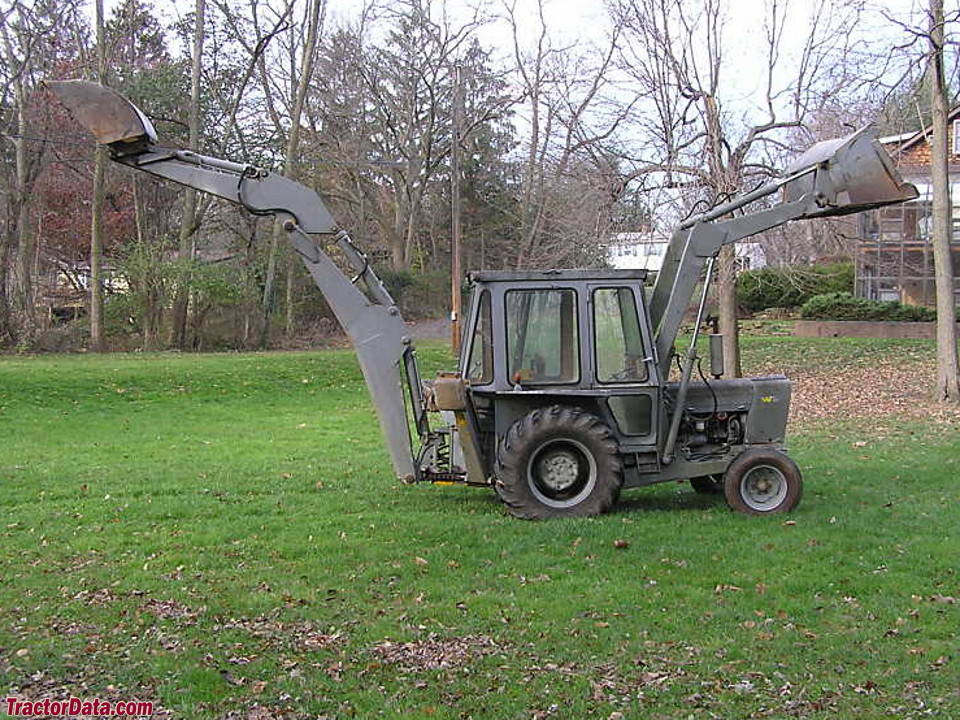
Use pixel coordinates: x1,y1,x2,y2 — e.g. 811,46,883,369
793,320,959,339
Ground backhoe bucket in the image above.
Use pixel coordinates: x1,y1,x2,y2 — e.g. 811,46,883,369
45,79,157,148
782,128,918,217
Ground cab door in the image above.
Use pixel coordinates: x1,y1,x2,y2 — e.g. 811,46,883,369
589,285,659,448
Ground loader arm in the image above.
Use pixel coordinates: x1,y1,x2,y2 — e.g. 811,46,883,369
649,127,919,378
48,80,426,481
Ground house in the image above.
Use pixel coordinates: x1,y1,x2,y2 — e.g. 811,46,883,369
607,231,766,273
856,111,960,306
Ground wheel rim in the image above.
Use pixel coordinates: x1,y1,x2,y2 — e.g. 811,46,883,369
739,464,788,512
527,439,597,508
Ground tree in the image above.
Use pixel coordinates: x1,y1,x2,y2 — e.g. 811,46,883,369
89,0,108,352
170,0,206,349
610,0,865,376
102,0,188,350
274,0,324,341
502,0,633,270
0,0,87,343
927,0,960,402
360,0,487,271
305,4,515,276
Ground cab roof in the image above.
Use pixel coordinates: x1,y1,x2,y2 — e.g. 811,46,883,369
469,268,648,284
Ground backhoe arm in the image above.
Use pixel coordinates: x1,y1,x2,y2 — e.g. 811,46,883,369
48,79,424,481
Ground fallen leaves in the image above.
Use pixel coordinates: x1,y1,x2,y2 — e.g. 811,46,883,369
371,633,497,672
142,598,203,622
751,354,960,428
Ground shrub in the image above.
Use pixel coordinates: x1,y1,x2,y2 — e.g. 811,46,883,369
737,262,854,313
378,268,449,319
800,292,937,322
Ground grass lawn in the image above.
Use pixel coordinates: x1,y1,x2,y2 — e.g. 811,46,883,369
0,338,957,719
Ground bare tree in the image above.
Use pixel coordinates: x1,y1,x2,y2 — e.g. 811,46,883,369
927,0,960,402
170,0,206,349
249,0,326,344
360,0,488,271
281,0,325,339
89,0,108,352
610,0,864,375
0,0,85,343
503,0,634,269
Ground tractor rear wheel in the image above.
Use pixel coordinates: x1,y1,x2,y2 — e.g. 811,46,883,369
495,406,622,519
723,448,802,515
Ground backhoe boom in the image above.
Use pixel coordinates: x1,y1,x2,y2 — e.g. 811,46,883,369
48,79,421,481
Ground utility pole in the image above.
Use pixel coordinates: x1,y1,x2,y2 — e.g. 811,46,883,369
450,64,464,354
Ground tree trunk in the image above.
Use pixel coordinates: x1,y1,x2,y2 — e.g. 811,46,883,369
171,0,205,349
90,144,107,352
13,88,36,334
718,244,742,377
89,0,107,352
704,95,742,378
928,0,960,402
0,223,14,343
284,246,296,339
260,0,323,346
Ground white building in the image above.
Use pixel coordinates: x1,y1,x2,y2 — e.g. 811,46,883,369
607,232,766,273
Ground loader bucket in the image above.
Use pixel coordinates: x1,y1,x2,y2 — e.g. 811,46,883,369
782,128,918,217
45,79,157,147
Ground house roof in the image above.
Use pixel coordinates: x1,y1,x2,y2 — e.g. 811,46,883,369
888,105,960,153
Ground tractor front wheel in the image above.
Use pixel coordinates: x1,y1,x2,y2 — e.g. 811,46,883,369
495,406,622,519
723,448,802,515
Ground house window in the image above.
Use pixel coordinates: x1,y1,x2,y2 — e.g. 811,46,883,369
953,119,960,156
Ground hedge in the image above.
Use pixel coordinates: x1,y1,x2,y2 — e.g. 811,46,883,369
799,292,937,322
737,262,854,313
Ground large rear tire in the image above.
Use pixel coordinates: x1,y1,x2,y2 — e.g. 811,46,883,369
495,406,622,519
723,448,802,515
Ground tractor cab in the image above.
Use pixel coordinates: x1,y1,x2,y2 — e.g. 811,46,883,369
459,269,660,441
421,269,671,515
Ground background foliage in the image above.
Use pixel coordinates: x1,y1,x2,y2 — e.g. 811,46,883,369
1,0,951,351
737,262,855,313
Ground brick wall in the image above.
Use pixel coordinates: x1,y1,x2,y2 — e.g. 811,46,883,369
894,117,960,169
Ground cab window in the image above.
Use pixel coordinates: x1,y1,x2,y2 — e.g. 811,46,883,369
505,288,579,384
466,290,492,384
593,287,647,383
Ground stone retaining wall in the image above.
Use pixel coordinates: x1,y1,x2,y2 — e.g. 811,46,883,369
793,320,954,339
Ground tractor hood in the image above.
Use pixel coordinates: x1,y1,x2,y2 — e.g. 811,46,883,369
45,79,157,149
781,127,919,217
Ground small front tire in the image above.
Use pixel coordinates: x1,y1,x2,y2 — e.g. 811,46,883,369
723,448,802,515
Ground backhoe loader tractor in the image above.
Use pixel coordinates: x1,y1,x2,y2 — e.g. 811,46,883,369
49,80,919,519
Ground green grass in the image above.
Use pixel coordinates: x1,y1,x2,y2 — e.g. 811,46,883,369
1,340,958,718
